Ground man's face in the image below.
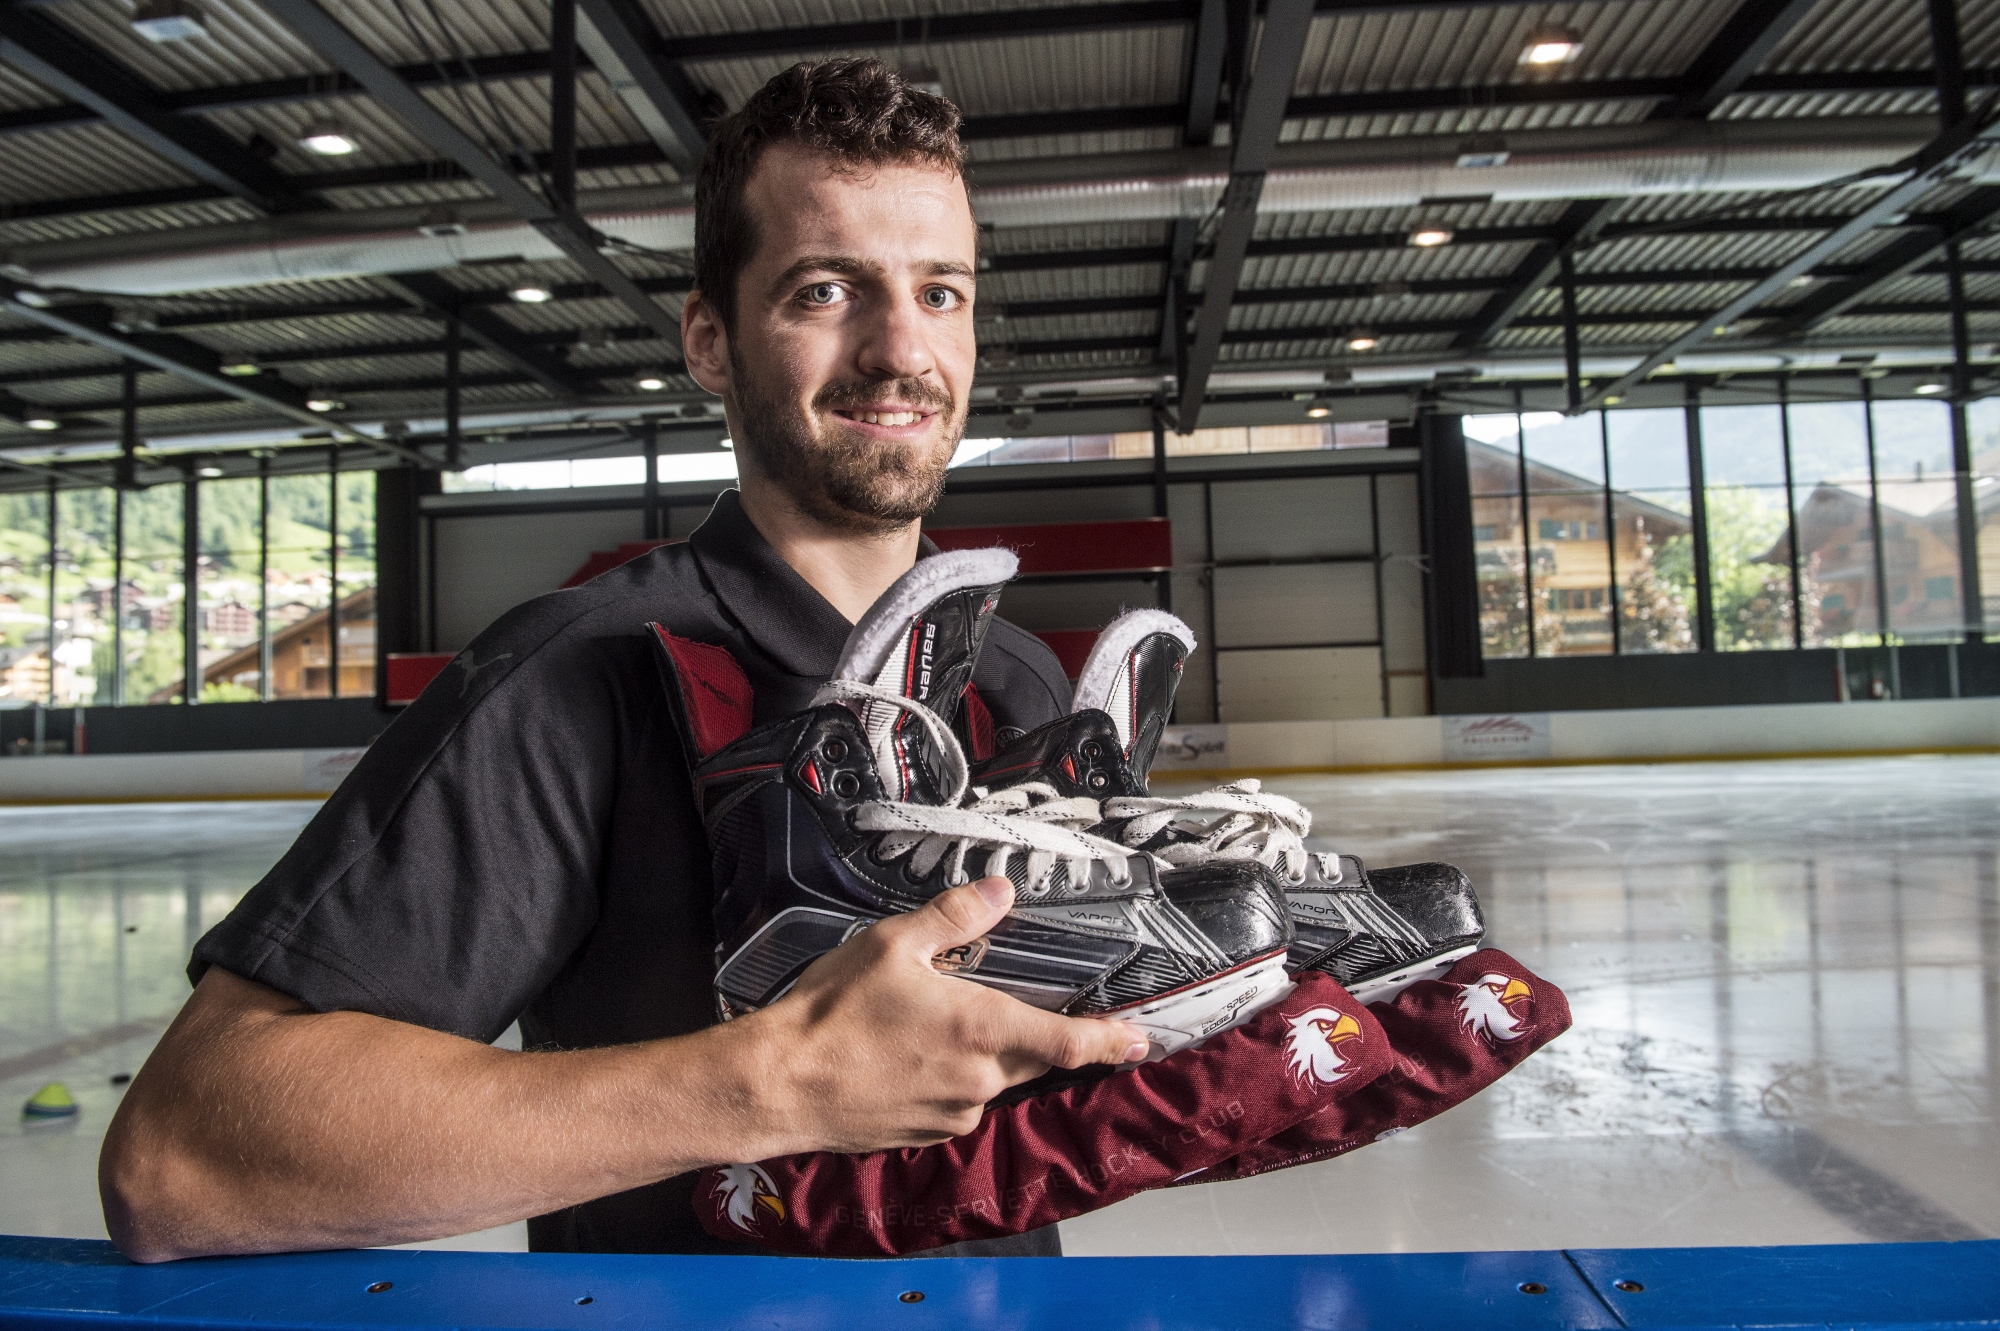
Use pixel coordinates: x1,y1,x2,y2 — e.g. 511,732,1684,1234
684,142,979,533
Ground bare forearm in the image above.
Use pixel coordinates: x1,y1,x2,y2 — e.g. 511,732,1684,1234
100,972,785,1262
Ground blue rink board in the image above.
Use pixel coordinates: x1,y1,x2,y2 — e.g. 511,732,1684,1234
1,1235,1997,1331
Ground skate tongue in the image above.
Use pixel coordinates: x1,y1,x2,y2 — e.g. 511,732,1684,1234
830,548,1017,803
1072,610,1195,786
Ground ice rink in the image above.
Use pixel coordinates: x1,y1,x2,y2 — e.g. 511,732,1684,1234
3,754,1995,1254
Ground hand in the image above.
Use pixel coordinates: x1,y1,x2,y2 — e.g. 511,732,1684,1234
728,877,1149,1155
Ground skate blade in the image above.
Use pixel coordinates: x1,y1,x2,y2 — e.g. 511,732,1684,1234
1110,950,1295,1061
1345,944,1480,1005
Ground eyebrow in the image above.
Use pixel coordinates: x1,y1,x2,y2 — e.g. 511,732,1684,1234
769,255,977,293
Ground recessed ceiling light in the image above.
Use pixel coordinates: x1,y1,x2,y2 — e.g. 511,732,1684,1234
636,376,667,391
1603,394,1625,405
1305,399,1334,419
220,361,261,377
1915,381,1948,395
306,397,343,412
197,465,224,478
24,413,60,431
1346,328,1380,352
1520,23,1583,65
510,286,553,304
298,119,358,156
1789,274,1816,287
131,0,206,42
1408,225,1454,248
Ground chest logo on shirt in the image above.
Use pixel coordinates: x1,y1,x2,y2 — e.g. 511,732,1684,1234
454,648,515,697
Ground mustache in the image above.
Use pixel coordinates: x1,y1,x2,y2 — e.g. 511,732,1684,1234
814,379,955,415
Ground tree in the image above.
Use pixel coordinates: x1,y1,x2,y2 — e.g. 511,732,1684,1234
1620,518,1693,653
1478,545,1565,657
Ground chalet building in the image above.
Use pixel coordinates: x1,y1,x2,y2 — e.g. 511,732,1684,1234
1758,480,1998,641
1468,440,1694,655
154,588,375,701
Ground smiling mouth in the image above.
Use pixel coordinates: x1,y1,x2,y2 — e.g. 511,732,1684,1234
834,409,931,427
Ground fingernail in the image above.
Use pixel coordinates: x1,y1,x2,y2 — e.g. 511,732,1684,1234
1123,1041,1151,1064
975,877,1012,907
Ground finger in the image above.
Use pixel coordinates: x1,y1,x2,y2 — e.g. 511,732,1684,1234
1002,1005,1152,1071
871,877,1013,957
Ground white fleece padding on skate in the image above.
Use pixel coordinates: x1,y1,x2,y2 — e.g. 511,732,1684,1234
1074,610,1197,751
832,547,1018,686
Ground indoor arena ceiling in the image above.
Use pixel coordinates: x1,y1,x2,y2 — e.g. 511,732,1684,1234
0,0,1998,479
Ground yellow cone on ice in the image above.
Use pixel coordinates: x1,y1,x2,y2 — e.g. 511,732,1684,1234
23,1082,78,1119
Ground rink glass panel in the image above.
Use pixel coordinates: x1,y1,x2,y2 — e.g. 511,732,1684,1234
1867,398,1963,644
1604,408,1697,655
1463,414,1529,659
1699,403,1797,652
1523,410,1613,656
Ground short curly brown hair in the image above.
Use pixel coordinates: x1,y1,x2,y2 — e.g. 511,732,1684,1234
693,57,967,335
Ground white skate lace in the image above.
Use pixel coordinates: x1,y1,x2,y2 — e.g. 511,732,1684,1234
814,680,1141,896
1099,778,1345,886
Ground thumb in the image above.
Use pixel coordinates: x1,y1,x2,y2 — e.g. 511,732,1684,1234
876,876,1013,960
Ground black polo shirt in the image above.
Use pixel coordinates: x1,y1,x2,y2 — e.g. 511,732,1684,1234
191,489,1072,1257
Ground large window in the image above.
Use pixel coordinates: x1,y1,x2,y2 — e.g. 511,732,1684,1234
1468,387,1982,661
0,464,376,707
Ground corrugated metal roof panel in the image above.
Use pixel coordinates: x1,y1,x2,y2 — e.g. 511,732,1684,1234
987,220,1169,256
0,197,260,247
987,264,1161,303
1226,289,1486,330
42,0,325,94
1715,90,1941,121
643,0,1073,43
0,62,60,112
970,128,1180,162
989,309,1154,343
1241,240,1539,290
687,26,1186,117
0,123,197,203
1296,0,1740,95
1287,97,1653,146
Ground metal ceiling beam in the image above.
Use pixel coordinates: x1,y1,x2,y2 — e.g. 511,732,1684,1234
1453,0,1826,351
0,284,429,463
573,0,708,174
1575,119,2000,410
379,273,598,397
1755,186,2000,341
1175,0,1317,430
0,6,317,215
257,0,683,352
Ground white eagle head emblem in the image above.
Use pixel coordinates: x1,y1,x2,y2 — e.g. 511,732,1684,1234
1284,1006,1364,1087
714,1163,786,1234
1456,973,1533,1045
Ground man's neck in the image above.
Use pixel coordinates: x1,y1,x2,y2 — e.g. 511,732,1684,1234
736,477,922,624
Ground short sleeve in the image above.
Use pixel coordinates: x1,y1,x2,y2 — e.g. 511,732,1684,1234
189,590,660,1043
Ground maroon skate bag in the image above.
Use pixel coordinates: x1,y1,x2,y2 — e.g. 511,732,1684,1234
691,971,1390,1256
1174,948,1570,1185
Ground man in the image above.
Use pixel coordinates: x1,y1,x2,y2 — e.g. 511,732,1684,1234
99,58,1147,1263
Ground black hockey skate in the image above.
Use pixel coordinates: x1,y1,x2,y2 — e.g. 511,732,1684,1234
650,552,1292,1056
1012,610,1488,1003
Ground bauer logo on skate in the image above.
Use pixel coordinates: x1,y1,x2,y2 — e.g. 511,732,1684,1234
1284,1006,1365,1087
1456,973,1533,1045
716,1163,786,1234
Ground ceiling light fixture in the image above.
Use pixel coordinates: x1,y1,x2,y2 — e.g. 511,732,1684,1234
1305,399,1334,419
1519,23,1584,65
1346,328,1380,352
1407,225,1454,248
197,465,224,478
23,413,60,431
220,361,261,377
297,118,359,156
131,0,207,42
636,375,667,391
1914,381,1948,395
510,285,553,304
306,397,343,413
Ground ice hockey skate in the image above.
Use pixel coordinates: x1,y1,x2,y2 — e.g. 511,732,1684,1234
648,551,1292,1055
974,607,1487,1003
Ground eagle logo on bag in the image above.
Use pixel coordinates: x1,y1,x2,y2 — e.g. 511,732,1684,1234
715,1163,787,1234
1455,973,1533,1045
1284,1006,1364,1087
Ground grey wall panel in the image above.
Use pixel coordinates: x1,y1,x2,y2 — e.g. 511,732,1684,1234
1217,647,1384,722
1212,563,1377,649
667,502,714,538
1376,472,1428,676
433,508,643,650
929,485,1154,527
1210,476,1374,562
995,578,1160,635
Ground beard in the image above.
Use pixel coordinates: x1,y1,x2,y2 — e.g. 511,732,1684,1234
727,346,962,536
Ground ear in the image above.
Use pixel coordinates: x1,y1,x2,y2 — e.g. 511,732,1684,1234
681,289,734,398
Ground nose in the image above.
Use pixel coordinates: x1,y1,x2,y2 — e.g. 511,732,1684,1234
855,289,939,383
